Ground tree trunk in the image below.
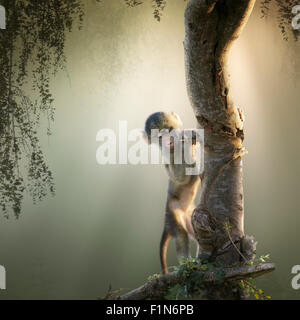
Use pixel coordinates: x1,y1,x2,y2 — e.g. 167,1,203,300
184,0,257,299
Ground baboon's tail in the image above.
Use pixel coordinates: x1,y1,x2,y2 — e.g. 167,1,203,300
160,229,171,274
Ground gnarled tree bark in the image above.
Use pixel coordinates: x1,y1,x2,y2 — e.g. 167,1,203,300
184,0,260,298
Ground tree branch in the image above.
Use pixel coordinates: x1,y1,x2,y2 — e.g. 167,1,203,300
115,263,275,300
184,0,256,258
184,0,256,132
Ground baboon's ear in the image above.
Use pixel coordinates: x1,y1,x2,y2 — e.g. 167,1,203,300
141,130,149,144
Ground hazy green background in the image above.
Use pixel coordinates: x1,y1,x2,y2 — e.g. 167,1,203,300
0,0,300,299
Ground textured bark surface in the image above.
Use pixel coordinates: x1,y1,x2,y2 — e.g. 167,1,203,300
184,0,257,298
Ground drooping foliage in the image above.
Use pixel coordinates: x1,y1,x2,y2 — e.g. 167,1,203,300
261,0,300,40
103,0,168,21
0,0,298,218
0,0,84,217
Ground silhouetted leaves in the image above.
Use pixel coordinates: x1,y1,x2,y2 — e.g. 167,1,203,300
260,0,299,41
0,0,84,217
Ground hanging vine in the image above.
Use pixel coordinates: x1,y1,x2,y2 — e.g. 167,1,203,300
0,0,84,217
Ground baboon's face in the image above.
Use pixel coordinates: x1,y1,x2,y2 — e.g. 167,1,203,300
144,111,183,149
168,112,183,129
158,113,183,150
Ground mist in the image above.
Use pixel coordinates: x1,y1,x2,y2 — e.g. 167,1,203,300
0,0,299,299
